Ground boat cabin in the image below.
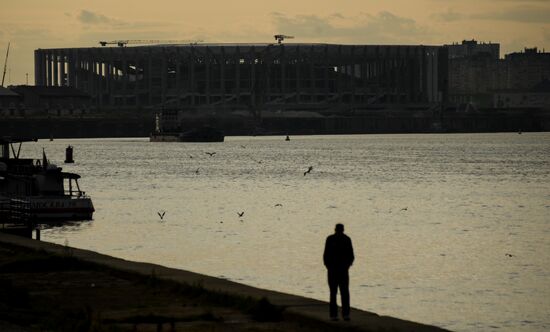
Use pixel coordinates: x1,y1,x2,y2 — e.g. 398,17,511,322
0,138,86,198
1,137,94,222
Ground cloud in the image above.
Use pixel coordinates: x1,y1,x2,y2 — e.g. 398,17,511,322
76,9,174,32
330,13,345,20
271,13,332,37
271,12,433,44
472,6,550,23
431,9,465,22
77,10,118,25
431,5,550,24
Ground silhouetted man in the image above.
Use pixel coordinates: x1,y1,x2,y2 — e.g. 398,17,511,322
323,223,354,320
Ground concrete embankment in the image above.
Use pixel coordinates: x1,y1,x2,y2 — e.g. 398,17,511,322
0,232,449,331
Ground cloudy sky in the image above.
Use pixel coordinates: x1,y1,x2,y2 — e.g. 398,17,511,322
1,0,549,85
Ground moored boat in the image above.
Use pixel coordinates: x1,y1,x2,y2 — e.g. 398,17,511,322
149,109,224,142
0,137,94,222
150,127,225,142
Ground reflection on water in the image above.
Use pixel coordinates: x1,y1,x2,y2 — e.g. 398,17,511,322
21,133,550,332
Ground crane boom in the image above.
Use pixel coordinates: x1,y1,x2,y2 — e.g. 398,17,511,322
1,42,10,87
274,35,294,44
99,39,203,47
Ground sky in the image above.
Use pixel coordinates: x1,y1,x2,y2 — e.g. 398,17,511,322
1,0,549,85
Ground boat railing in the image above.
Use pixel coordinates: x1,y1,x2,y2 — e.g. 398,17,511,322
0,198,33,225
64,190,88,198
0,199,10,225
11,199,32,223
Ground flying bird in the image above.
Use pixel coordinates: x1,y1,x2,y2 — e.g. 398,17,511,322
205,152,216,157
303,166,313,176
401,207,408,211
157,211,166,220
195,168,200,175
237,211,245,217
274,203,283,207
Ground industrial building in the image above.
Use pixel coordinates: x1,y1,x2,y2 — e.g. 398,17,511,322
34,43,448,117
445,39,500,60
448,45,550,108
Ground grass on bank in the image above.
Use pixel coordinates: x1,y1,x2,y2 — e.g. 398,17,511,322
0,242,285,331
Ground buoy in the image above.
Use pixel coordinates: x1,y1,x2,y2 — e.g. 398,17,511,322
65,145,74,163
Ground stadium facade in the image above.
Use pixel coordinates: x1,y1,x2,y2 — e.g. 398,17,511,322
34,43,448,115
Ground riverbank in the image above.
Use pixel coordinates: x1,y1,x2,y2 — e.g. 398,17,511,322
1,107,548,138
0,233,449,331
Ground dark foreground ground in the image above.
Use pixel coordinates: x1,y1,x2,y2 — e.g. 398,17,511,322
0,242,323,332
0,232,449,332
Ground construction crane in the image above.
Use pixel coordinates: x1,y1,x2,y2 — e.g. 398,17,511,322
274,34,294,44
99,39,203,47
1,42,10,87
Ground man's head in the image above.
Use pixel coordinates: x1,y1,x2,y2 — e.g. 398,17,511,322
335,223,344,233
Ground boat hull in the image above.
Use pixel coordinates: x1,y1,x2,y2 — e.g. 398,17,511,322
149,134,181,142
28,197,94,221
150,127,224,143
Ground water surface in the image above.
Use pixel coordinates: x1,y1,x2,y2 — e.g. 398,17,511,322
22,133,550,331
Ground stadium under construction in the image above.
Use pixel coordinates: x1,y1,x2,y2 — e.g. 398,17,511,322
33,42,453,134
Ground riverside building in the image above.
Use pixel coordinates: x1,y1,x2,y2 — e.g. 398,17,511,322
34,43,448,114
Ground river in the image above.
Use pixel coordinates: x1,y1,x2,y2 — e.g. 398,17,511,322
21,133,549,331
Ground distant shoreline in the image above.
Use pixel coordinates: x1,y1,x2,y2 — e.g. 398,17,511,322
1,108,549,139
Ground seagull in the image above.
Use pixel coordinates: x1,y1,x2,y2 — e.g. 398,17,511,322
195,168,200,175
401,207,408,211
303,166,313,176
157,211,166,220
274,203,283,207
505,253,513,257
205,152,216,157
237,211,244,217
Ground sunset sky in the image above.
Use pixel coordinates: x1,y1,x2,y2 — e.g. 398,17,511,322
1,0,549,85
